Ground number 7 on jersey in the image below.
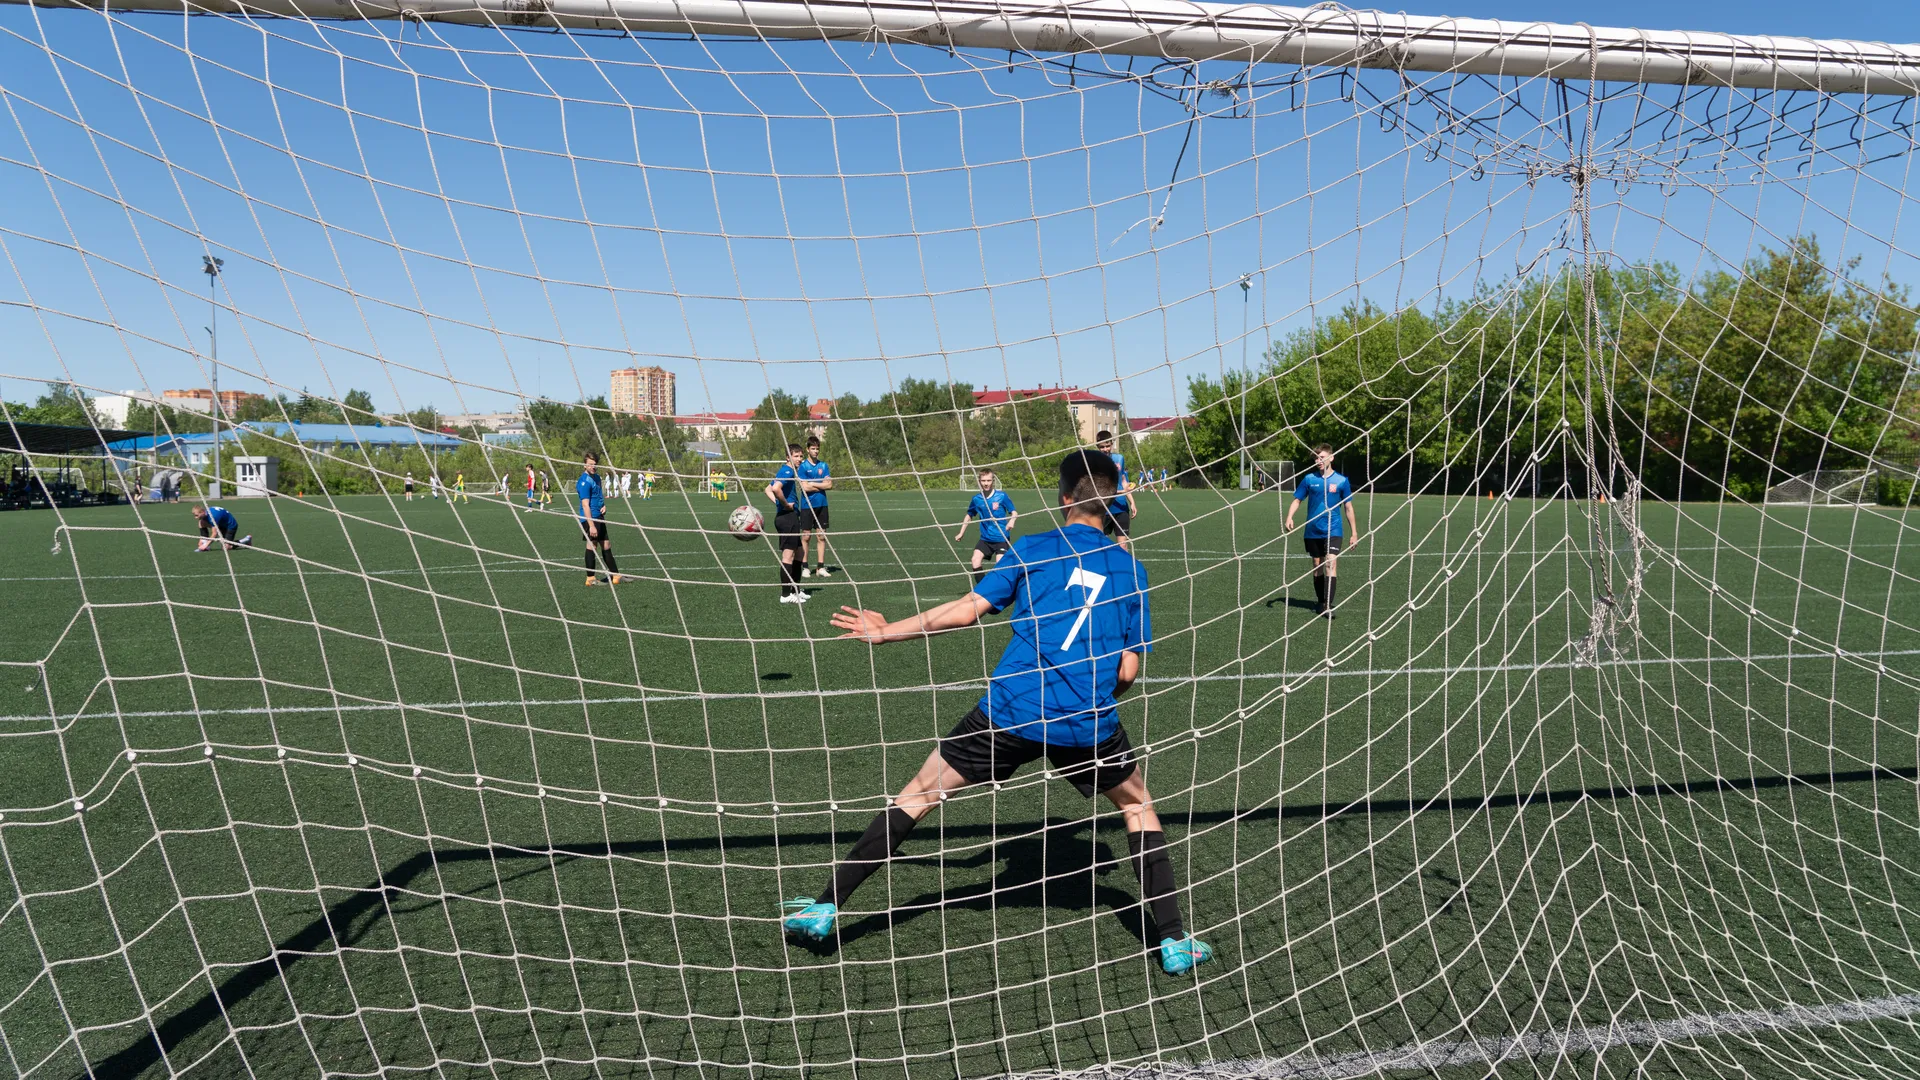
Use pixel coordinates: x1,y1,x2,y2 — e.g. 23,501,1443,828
1059,567,1108,651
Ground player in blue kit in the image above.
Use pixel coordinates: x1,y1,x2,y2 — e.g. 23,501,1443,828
192,505,252,550
1284,443,1360,618
1096,430,1135,552
954,468,1018,587
577,451,622,586
765,444,811,604
797,436,835,579
784,450,1214,976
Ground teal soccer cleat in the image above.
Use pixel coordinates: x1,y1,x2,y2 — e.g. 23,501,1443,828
782,898,838,941
1159,935,1214,975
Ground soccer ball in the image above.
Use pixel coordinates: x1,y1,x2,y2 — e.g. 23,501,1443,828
195,539,211,552
728,504,764,541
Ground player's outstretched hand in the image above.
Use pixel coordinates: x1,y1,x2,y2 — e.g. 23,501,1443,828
831,606,889,643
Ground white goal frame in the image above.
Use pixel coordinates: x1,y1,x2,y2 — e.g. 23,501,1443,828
1764,469,1880,506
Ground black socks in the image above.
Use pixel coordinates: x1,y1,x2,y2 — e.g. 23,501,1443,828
585,549,600,572
1312,575,1326,608
780,559,798,595
1127,830,1185,941
1325,575,1337,610
822,806,919,906
601,549,619,574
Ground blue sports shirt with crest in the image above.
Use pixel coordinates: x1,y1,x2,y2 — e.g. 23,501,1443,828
797,458,830,509
967,490,1018,543
1292,470,1353,538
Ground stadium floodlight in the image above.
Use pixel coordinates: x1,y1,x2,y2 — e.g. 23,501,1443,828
1238,271,1253,491
5,2,1920,1079
201,254,223,497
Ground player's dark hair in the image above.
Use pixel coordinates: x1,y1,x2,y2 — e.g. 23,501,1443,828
806,435,820,449
1058,449,1119,522
1096,429,1113,443
787,442,803,455
584,450,599,464
1315,443,1333,454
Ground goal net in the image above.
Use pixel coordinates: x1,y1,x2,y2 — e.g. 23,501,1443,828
3,2,1920,1078
1765,468,1882,505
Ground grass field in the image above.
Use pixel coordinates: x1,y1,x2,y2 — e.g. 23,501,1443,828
2,485,1918,1080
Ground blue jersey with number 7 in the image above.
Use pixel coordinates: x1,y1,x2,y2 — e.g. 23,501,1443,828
972,522,1152,746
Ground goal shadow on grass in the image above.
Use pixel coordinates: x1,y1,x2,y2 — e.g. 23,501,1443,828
78,760,1919,1079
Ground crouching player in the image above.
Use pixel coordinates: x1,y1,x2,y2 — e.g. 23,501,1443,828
193,505,252,551
785,449,1214,976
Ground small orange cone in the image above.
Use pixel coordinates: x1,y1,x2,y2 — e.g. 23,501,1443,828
1487,491,1494,500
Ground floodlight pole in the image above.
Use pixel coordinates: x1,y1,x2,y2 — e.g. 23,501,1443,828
1238,273,1252,490
202,255,223,498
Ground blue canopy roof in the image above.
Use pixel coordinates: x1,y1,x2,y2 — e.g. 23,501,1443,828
108,422,463,455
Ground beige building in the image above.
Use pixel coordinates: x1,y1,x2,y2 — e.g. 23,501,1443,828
610,366,676,416
973,386,1123,446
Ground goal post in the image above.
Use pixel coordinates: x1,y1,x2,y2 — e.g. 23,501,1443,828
9,4,1920,1080
1764,469,1880,506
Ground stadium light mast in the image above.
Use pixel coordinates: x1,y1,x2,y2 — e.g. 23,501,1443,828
1238,272,1252,491
202,255,223,498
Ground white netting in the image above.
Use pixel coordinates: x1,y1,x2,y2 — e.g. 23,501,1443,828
3,3,1920,1079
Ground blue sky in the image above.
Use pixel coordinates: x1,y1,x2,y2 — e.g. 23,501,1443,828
2,0,1916,422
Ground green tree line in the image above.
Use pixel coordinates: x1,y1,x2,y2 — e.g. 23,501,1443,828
1183,238,1920,504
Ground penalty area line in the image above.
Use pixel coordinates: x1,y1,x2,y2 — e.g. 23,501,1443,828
3,647,1916,725
1038,990,1920,1079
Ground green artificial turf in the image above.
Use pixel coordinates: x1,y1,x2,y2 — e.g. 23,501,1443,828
1,488,1917,1079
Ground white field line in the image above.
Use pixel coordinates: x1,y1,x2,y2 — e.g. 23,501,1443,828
4,541,1914,585
1044,991,1920,1079
5,647,1915,725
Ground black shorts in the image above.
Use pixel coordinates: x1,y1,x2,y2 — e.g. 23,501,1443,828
1303,535,1344,559
938,706,1137,798
404,483,414,492
974,539,1009,559
579,516,609,542
774,509,805,550
201,522,238,542
800,505,830,531
1108,508,1132,536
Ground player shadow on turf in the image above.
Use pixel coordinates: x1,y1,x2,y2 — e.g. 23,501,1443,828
1263,594,1323,613
788,819,1151,957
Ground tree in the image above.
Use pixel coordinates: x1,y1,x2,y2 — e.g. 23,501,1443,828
342,389,379,424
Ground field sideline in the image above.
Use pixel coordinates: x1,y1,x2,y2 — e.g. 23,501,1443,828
2,489,1918,1079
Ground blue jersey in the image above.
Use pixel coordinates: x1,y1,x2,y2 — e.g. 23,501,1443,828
972,523,1153,747
1293,470,1353,538
771,464,801,510
967,490,1017,543
1108,452,1130,510
575,471,605,519
797,459,830,509
206,506,237,532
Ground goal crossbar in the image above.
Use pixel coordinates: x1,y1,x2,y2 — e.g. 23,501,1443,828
12,0,1920,95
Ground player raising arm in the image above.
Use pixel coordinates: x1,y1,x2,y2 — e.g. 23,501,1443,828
953,468,1017,587
1283,444,1360,619
1096,430,1135,552
577,451,622,586
783,450,1214,976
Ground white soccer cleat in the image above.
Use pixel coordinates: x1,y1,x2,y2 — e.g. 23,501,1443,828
239,535,253,547
817,566,832,577
800,567,813,578
780,592,801,605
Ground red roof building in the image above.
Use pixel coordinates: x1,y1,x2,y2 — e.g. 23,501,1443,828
1127,416,1189,441
972,386,1122,445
